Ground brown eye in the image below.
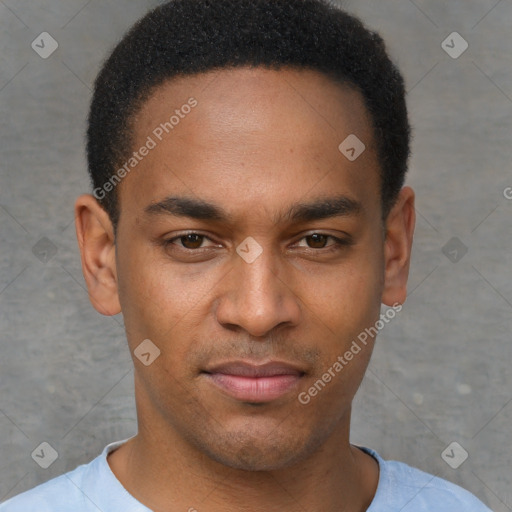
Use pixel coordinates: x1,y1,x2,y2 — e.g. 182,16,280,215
179,233,205,249
162,232,220,254
295,233,351,252
305,234,329,248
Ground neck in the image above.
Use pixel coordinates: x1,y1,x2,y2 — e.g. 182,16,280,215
108,407,379,512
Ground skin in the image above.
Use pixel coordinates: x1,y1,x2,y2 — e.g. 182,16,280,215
75,67,415,512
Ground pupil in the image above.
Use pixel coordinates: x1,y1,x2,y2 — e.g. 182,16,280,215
183,234,202,248
309,234,326,248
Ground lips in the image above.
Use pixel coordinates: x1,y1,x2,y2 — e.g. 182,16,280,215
202,361,305,402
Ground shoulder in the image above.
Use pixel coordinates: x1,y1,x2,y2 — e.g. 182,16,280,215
360,447,493,512
0,444,111,512
0,438,136,512
0,466,90,512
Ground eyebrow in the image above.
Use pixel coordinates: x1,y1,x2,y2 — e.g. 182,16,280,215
144,195,363,224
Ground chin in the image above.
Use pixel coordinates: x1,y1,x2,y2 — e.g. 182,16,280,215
208,442,305,471
188,421,324,472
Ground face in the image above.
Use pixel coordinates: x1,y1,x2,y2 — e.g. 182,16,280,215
76,67,414,471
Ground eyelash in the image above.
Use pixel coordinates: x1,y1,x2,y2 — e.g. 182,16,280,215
162,232,352,253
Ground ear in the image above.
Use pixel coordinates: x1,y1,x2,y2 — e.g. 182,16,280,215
74,194,121,316
381,186,416,307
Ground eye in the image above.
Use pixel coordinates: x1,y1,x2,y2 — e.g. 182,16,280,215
165,233,217,250
161,232,351,255
296,233,348,250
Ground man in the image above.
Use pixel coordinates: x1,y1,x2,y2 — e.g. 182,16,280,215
0,0,492,510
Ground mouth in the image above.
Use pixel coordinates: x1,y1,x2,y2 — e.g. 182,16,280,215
201,361,306,403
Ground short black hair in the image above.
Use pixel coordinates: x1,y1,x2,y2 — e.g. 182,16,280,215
87,0,410,230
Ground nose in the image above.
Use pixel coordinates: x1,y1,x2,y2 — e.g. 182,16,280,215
214,243,302,338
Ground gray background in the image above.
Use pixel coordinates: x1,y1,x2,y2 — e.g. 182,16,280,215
1,0,511,510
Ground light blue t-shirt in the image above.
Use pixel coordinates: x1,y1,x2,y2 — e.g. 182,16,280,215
0,437,492,511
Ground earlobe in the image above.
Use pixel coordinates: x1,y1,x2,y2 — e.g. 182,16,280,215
74,194,122,316
381,186,416,307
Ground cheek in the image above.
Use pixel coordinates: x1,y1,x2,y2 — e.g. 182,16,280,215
304,246,384,344
301,266,383,410
115,239,221,349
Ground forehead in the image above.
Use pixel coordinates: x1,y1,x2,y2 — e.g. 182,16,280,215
120,67,380,221
135,67,375,144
